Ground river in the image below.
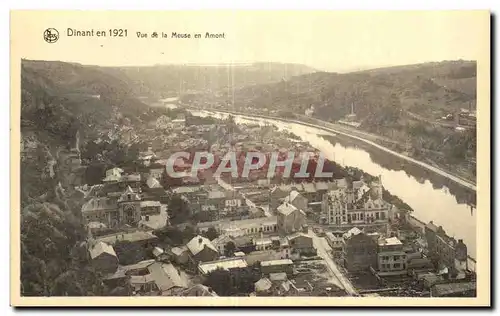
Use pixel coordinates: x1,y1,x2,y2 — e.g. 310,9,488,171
186,109,477,260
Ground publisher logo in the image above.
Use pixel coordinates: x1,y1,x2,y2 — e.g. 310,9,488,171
43,28,59,43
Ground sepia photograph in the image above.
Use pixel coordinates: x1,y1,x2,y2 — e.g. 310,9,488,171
10,10,490,307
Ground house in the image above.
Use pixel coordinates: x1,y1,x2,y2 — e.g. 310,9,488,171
407,257,435,274
270,186,292,210
118,174,142,192
182,284,218,296
284,190,308,212
321,189,353,225
116,186,143,227
140,200,162,216
88,241,119,274
277,202,306,235
254,238,273,251
342,228,378,272
224,191,245,209
207,190,227,210
254,277,273,295
287,232,314,255
354,183,371,201
254,272,297,297
103,259,156,290
198,257,248,275
95,230,158,247
335,178,348,189
129,261,189,296
139,147,156,167
349,190,389,225
322,185,390,226
244,249,283,265
301,182,319,203
82,186,145,228
416,272,445,290
197,216,278,237
103,167,124,183
87,221,107,235
169,246,190,265
149,167,165,181
186,235,219,263
325,232,343,251
152,247,170,262
144,176,164,192
269,273,299,296
81,197,118,226
211,234,235,254
424,221,440,253
425,221,469,272
269,272,288,283
172,185,205,200
430,282,476,297
95,230,159,265
248,206,266,219
377,237,407,276
314,181,331,201
260,259,294,276
138,206,169,231
436,236,468,272
103,259,155,288
155,115,171,130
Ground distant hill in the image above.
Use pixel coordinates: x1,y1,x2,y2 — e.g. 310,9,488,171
21,60,150,146
21,59,316,144
100,62,317,97
212,60,476,121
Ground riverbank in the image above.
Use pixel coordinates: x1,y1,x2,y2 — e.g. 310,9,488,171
185,105,476,192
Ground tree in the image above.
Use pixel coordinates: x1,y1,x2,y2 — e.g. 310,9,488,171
182,225,196,243
224,241,236,257
205,227,219,241
84,162,107,185
153,226,184,246
21,202,109,296
204,268,233,296
167,194,192,225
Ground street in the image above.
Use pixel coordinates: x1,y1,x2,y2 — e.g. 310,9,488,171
308,230,359,296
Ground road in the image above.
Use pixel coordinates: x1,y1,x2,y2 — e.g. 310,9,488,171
308,230,359,296
191,107,476,192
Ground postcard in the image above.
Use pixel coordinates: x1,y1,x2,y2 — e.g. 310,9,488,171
10,10,490,307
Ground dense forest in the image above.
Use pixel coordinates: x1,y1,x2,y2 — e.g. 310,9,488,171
20,60,154,296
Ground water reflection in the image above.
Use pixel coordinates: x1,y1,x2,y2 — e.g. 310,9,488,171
189,110,477,258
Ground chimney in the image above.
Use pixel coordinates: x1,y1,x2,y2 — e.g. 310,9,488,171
145,215,150,221
198,237,203,244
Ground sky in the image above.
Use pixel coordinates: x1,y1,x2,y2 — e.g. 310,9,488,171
12,10,489,72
